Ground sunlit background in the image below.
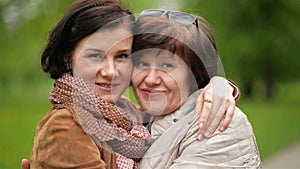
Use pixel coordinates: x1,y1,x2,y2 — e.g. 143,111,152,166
0,0,299,168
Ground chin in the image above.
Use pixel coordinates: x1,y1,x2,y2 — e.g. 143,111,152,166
141,105,167,116
99,95,116,104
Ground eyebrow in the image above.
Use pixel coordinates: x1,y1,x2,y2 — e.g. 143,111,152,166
160,54,174,58
85,48,131,53
85,48,105,53
116,49,131,53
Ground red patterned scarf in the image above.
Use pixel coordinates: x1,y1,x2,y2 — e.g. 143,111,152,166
49,73,151,161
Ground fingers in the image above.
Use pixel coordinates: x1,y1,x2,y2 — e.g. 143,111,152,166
203,98,224,138
21,159,30,169
194,85,213,140
195,76,238,140
217,80,236,131
196,100,213,140
199,76,232,139
203,95,236,139
219,101,235,131
201,79,224,138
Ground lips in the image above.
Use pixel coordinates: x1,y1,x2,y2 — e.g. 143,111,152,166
95,82,118,92
141,88,165,97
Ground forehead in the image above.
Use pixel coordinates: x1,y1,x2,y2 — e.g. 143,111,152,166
84,26,133,50
137,48,186,61
136,48,175,59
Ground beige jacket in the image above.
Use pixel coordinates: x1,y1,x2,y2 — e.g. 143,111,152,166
30,108,118,169
140,91,262,169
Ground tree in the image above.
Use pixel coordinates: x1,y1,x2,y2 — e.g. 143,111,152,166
180,0,300,99
0,0,74,88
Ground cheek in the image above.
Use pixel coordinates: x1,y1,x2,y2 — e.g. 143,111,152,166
178,76,191,93
117,61,133,83
131,68,144,88
176,67,192,88
168,81,182,103
72,59,98,83
168,70,191,100
165,73,182,91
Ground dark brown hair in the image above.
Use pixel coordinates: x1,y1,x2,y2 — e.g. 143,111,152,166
41,0,134,79
132,14,219,91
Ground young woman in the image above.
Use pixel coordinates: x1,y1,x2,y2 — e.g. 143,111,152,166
131,9,261,168
25,0,240,168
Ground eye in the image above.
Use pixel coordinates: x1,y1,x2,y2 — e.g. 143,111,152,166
116,53,130,60
161,63,174,69
87,53,103,60
137,61,149,69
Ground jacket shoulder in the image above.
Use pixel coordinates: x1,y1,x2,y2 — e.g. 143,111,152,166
30,108,107,169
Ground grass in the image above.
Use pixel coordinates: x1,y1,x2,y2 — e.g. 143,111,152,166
238,81,300,160
239,99,300,160
0,79,52,169
0,80,299,168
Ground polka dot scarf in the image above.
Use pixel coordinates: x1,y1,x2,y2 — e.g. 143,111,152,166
49,73,151,160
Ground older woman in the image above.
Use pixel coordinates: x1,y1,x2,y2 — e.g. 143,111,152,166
131,9,262,168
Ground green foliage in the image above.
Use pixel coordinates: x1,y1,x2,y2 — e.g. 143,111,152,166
0,0,73,84
0,81,52,169
239,81,300,159
121,0,161,13
186,0,300,97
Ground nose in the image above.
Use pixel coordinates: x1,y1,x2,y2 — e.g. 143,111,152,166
144,68,161,86
98,58,117,79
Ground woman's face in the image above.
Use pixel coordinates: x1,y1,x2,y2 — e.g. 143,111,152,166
71,26,133,103
132,49,194,116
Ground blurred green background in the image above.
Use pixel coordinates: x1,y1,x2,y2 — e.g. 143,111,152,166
0,0,299,168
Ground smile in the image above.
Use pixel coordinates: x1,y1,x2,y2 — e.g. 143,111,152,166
95,83,118,92
141,88,165,97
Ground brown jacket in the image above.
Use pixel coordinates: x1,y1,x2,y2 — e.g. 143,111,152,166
30,108,118,169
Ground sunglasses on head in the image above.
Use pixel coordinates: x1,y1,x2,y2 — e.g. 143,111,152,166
140,9,199,28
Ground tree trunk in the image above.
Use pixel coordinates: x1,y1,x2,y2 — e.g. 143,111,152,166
265,76,274,100
244,81,253,97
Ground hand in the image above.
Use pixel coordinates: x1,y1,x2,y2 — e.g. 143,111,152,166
190,76,237,140
21,159,30,169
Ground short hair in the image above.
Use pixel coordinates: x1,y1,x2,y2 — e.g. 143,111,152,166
132,14,219,91
41,0,134,79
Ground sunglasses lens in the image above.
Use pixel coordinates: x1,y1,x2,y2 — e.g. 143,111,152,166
140,10,198,28
141,10,165,17
170,12,196,25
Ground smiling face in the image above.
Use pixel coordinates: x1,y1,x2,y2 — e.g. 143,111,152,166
71,26,133,103
132,49,194,116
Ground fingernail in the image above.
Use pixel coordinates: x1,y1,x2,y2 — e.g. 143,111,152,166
198,134,204,140
199,122,204,129
204,131,211,137
219,126,225,132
